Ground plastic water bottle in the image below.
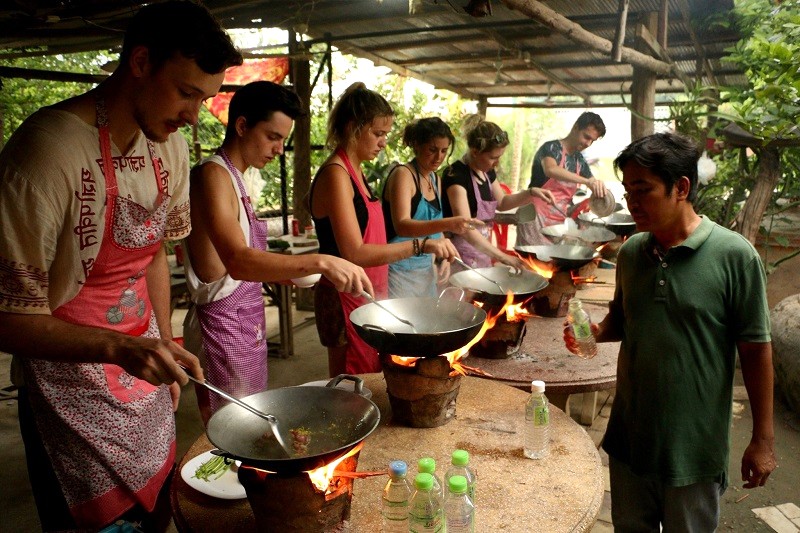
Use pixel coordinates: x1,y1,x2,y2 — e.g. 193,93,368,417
409,472,444,533
417,457,444,502
444,449,476,503
567,297,597,358
524,380,550,459
382,460,412,533
444,475,475,533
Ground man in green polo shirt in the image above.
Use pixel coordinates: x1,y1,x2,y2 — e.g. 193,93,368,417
566,132,776,531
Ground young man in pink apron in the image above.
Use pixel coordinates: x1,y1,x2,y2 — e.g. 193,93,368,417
309,83,458,377
516,111,608,246
0,3,242,529
441,117,555,269
181,81,371,425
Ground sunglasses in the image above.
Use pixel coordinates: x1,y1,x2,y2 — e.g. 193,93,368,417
484,131,508,145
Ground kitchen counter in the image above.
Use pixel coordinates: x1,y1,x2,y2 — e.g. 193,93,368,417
171,374,604,532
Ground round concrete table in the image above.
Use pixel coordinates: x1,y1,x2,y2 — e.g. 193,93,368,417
171,374,603,532
465,301,619,424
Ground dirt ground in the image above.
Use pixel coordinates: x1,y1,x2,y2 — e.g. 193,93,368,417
719,241,800,531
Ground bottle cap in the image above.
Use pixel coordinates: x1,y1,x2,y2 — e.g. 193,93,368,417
389,460,407,477
568,297,583,309
531,379,546,393
418,457,436,474
414,472,433,490
451,449,469,466
448,475,468,494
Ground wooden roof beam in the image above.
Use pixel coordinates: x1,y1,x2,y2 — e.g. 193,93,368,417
332,42,475,99
500,0,681,79
475,26,591,103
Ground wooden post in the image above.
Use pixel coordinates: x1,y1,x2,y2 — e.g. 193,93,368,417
630,12,658,140
291,49,312,229
477,96,488,119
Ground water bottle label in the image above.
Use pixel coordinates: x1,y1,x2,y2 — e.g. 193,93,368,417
410,515,443,533
534,405,549,426
574,321,591,338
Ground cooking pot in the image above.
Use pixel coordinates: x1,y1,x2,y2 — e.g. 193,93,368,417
206,378,380,474
514,244,599,271
448,265,549,306
577,211,636,237
349,297,486,357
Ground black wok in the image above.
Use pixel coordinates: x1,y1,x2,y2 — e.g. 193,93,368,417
448,265,549,306
349,296,486,357
578,211,636,237
514,244,599,271
206,379,380,474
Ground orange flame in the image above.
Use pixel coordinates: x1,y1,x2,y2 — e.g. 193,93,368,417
571,272,598,284
305,442,364,493
389,293,532,375
517,255,555,279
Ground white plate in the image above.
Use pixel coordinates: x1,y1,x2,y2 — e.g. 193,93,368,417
298,379,372,399
180,451,246,500
290,273,321,288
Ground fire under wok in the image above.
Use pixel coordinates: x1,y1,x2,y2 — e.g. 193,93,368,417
349,296,487,357
448,265,549,306
206,381,380,474
514,244,600,271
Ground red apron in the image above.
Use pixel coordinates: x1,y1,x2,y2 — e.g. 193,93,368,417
532,143,580,227
334,148,388,373
22,98,175,528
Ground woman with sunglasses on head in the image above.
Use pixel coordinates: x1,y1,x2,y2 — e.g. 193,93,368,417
442,115,555,270
309,83,458,377
382,117,480,298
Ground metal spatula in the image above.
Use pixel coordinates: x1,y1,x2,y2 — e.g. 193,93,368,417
453,257,507,294
185,372,294,457
361,290,418,332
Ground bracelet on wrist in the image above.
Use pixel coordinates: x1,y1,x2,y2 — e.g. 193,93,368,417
419,237,430,256
412,238,420,257
528,187,535,196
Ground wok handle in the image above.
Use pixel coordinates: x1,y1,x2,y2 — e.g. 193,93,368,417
328,374,365,395
209,449,237,464
438,286,466,302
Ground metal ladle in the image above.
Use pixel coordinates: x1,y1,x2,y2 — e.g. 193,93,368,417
360,290,418,333
184,372,294,458
453,257,508,293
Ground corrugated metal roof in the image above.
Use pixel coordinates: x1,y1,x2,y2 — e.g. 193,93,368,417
0,0,744,107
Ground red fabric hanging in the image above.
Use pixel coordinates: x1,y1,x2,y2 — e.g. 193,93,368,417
204,57,290,125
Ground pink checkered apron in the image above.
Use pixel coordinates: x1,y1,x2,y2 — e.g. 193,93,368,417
22,98,175,528
336,148,388,374
194,149,268,416
450,168,497,268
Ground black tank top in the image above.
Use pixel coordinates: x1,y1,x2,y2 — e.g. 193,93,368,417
310,163,372,257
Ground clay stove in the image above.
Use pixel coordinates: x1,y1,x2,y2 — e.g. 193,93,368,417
237,447,362,532
382,354,463,428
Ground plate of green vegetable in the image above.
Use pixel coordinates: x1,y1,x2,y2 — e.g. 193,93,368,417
180,450,246,499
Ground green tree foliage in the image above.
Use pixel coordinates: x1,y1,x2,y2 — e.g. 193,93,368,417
723,0,800,141
1,53,108,144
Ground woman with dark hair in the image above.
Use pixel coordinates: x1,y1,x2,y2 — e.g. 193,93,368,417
309,83,457,376
442,116,555,269
382,117,478,297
